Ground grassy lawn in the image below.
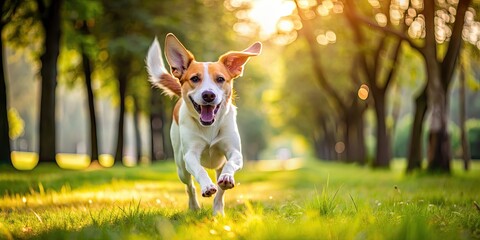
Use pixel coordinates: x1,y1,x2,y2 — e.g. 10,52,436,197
0,159,479,239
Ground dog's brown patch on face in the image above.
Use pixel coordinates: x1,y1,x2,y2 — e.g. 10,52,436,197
207,62,231,81
208,62,233,101
179,61,204,86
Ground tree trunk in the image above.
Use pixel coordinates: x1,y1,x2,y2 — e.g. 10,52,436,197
81,47,99,163
150,88,165,160
0,34,12,165
355,107,366,165
423,0,451,173
114,64,128,164
133,95,142,163
313,128,331,160
312,134,324,160
406,86,428,172
344,114,352,163
427,0,470,172
345,106,366,164
390,85,402,138
459,58,470,171
39,0,62,163
427,129,451,171
320,118,336,160
372,91,391,168
426,63,451,173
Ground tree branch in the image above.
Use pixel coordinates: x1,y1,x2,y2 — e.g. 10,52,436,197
351,10,424,56
343,0,377,91
374,36,387,80
383,39,402,89
294,0,348,111
441,0,472,88
1,0,21,26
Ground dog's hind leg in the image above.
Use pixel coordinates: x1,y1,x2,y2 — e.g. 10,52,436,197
213,168,225,216
171,122,200,210
177,165,200,210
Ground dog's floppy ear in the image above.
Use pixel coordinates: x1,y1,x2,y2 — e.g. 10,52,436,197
165,33,194,79
219,42,262,78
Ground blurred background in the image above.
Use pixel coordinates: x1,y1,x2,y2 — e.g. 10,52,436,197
1,0,479,172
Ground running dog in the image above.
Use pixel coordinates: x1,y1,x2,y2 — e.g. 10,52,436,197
146,33,261,215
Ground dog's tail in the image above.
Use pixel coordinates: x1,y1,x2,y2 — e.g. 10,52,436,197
146,37,181,97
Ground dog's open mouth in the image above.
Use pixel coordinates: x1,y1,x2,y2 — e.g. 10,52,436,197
189,96,221,126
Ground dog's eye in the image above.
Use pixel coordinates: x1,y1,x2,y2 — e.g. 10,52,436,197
217,77,225,83
190,76,200,83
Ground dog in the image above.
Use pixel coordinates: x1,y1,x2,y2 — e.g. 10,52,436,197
146,33,261,215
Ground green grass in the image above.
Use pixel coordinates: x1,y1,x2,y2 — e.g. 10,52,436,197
0,159,479,239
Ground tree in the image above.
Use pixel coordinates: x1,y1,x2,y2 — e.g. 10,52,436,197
132,95,142,162
351,0,473,173
112,56,129,164
37,0,63,163
81,27,100,163
62,0,103,164
459,52,470,170
150,89,169,160
406,86,428,172
344,0,404,167
457,42,479,170
292,0,369,163
94,0,150,164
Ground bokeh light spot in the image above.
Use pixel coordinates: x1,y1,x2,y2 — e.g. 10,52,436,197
358,84,369,100
335,142,345,154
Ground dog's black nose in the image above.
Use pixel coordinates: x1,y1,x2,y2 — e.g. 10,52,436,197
202,91,216,103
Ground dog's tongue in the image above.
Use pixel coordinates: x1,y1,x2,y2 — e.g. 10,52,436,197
200,105,215,122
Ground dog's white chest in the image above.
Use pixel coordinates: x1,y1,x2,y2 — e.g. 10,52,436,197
200,144,226,169
196,123,228,169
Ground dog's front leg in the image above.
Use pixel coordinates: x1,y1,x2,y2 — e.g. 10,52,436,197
184,150,217,197
218,143,243,190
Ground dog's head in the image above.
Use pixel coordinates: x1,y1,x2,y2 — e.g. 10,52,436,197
164,33,262,126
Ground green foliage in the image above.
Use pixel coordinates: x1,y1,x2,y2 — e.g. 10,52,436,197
395,43,426,90
2,0,40,49
461,49,480,92
467,119,480,159
58,0,103,88
1,160,479,239
7,108,24,140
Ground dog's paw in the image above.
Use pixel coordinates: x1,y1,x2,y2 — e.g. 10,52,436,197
201,184,217,197
218,173,235,190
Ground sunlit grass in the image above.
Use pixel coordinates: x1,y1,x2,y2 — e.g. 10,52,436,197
0,159,479,239
99,154,114,168
56,153,90,169
11,151,38,170
11,152,135,170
